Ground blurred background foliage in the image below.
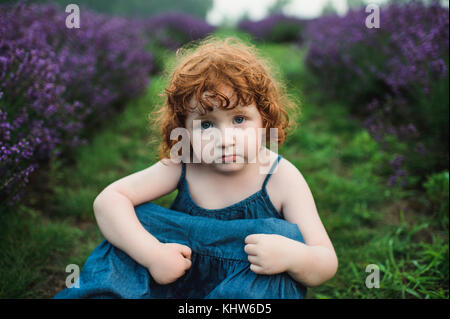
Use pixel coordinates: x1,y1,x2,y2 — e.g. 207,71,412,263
0,0,214,18
0,0,448,299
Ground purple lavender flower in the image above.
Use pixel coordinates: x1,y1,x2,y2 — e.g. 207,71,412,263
0,2,154,209
303,0,449,189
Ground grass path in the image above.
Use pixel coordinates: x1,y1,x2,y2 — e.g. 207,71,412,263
0,38,447,298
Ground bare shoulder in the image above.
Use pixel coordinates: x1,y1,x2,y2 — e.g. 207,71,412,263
277,157,305,184
266,151,305,187
258,149,303,213
265,152,337,253
102,157,183,206
150,157,184,190
268,153,310,209
160,157,183,170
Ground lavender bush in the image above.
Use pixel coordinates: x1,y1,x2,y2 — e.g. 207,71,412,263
303,0,449,188
136,11,216,74
238,13,306,44
0,3,154,209
141,11,216,51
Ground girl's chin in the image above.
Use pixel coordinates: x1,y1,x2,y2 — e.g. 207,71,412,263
212,160,247,170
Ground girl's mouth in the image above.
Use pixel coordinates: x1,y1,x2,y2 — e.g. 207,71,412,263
221,154,237,162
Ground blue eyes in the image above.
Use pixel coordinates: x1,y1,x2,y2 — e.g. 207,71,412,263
201,121,212,130
234,116,244,124
200,116,245,130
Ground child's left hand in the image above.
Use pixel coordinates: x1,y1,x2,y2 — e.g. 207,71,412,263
244,234,299,275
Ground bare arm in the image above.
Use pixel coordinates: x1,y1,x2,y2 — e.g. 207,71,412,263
92,158,183,269
280,160,338,287
243,158,338,287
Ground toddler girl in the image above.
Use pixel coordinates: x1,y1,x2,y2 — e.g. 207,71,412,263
54,36,338,299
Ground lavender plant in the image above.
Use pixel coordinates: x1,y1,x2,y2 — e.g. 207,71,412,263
0,3,154,209
238,13,306,44
303,0,449,188
140,11,216,51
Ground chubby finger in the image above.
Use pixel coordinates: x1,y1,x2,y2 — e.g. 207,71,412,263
249,263,265,274
245,234,260,244
184,257,192,269
247,255,261,266
178,245,192,259
244,244,258,256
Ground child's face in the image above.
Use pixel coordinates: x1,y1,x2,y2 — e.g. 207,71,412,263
184,86,265,173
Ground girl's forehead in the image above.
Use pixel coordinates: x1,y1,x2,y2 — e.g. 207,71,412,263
187,102,257,118
188,86,236,107
186,87,256,116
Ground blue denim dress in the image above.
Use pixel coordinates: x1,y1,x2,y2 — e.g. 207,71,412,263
54,154,307,299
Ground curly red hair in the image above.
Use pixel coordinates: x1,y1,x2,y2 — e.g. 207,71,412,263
148,35,300,161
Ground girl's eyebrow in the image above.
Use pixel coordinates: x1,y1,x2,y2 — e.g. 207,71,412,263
229,107,251,115
192,107,250,119
192,112,214,120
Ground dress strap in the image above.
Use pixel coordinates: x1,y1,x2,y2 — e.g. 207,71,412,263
262,154,282,190
177,161,187,188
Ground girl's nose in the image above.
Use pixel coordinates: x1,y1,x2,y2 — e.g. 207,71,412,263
220,126,236,149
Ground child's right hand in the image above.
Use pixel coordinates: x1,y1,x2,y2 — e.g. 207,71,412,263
147,243,192,285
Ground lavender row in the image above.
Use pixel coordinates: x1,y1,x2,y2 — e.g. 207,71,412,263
303,1,449,188
0,3,218,210
140,11,216,51
0,3,157,209
238,13,307,44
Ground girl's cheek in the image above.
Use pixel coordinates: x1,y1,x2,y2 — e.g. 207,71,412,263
188,129,204,161
240,129,261,159
191,129,222,162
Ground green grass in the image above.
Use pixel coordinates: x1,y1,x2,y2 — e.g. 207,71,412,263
0,77,174,298
0,30,448,299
